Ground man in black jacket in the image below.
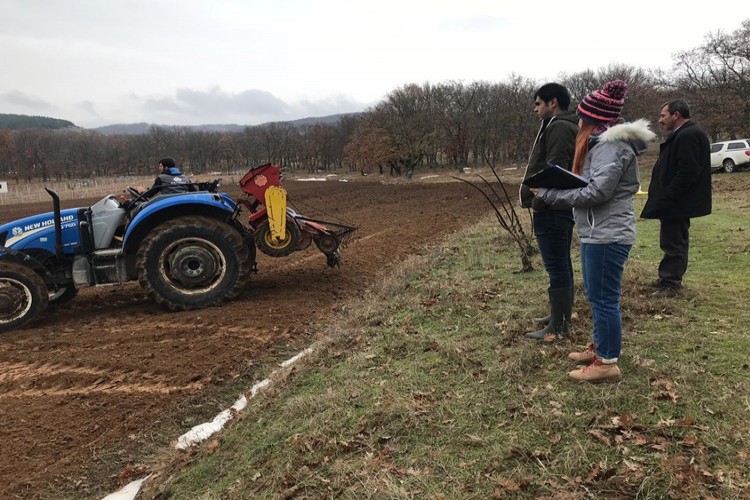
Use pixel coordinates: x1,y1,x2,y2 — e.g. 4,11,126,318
520,83,579,339
641,100,712,297
151,157,190,194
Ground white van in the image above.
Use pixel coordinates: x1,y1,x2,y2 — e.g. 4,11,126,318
710,139,750,173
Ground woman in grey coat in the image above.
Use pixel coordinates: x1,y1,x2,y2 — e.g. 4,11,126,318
532,80,655,383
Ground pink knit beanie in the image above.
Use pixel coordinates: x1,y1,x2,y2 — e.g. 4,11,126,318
577,80,628,124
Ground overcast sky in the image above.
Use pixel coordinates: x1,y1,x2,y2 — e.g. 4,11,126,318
2,1,748,128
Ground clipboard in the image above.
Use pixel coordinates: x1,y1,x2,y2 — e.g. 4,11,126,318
522,162,588,189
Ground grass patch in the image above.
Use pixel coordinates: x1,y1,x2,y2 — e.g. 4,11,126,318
142,173,750,499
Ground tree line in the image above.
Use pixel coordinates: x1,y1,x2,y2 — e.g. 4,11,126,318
1,20,748,183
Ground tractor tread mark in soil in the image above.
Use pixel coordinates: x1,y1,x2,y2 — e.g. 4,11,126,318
0,261,49,332
135,216,251,311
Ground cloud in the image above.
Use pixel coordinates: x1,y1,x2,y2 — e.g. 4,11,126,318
438,16,512,32
0,90,55,112
77,100,99,117
135,87,366,125
293,94,367,118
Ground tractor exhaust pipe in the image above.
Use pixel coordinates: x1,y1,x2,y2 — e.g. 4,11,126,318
45,188,63,260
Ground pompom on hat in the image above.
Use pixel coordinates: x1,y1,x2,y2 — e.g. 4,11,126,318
577,80,628,125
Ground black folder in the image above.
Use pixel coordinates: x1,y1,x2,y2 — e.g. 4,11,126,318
522,163,588,189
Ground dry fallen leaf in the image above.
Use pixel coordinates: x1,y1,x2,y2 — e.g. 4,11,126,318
584,462,602,483
207,439,220,453
588,429,612,446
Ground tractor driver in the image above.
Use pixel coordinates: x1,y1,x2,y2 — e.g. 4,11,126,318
136,157,190,195
151,157,190,194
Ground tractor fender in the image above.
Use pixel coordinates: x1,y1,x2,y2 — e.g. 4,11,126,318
0,246,58,289
122,194,242,255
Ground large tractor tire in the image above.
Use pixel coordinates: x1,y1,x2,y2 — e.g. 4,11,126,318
254,219,301,257
136,216,252,311
0,261,49,333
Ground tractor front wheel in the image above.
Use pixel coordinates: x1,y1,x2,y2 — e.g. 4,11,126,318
49,285,78,305
0,262,49,333
136,216,252,311
254,219,301,257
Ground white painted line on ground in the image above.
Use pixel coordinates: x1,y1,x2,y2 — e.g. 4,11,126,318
280,347,313,367
101,476,150,500
102,346,314,499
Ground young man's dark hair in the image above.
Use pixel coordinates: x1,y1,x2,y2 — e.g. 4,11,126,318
159,157,177,169
534,83,572,111
663,99,691,119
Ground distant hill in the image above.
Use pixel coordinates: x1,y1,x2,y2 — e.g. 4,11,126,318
91,113,362,136
0,112,362,135
0,113,77,130
264,113,362,127
91,122,153,135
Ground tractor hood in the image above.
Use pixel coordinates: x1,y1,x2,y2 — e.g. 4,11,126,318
0,208,81,250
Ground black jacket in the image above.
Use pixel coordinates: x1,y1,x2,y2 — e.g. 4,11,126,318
520,110,578,210
153,167,190,194
641,121,712,220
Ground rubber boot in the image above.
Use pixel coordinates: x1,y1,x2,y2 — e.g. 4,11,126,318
532,286,574,326
525,286,573,340
532,314,551,326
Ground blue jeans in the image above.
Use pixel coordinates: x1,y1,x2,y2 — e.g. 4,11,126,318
581,243,631,360
534,209,574,289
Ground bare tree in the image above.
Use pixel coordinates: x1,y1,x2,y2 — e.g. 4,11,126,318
344,115,397,175
453,159,536,272
671,19,750,139
372,83,436,178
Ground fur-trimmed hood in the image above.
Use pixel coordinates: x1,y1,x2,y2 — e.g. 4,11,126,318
597,119,656,154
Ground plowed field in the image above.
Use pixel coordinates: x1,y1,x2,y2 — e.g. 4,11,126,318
0,174,500,498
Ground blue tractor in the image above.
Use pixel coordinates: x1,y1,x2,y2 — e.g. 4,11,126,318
0,165,355,333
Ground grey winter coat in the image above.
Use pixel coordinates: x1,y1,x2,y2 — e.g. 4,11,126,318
535,119,656,245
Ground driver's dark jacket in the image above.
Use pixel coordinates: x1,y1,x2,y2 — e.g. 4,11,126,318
153,167,190,194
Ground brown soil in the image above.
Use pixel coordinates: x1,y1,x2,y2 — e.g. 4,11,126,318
0,173,502,498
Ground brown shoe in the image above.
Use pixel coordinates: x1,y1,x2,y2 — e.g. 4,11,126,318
569,358,622,383
568,343,596,364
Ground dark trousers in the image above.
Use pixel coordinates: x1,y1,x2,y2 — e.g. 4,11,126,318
658,218,690,288
533,209,574,289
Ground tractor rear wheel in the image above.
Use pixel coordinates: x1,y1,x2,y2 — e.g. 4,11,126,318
254,219,301,257
0,262,49,333
136,216,252,311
